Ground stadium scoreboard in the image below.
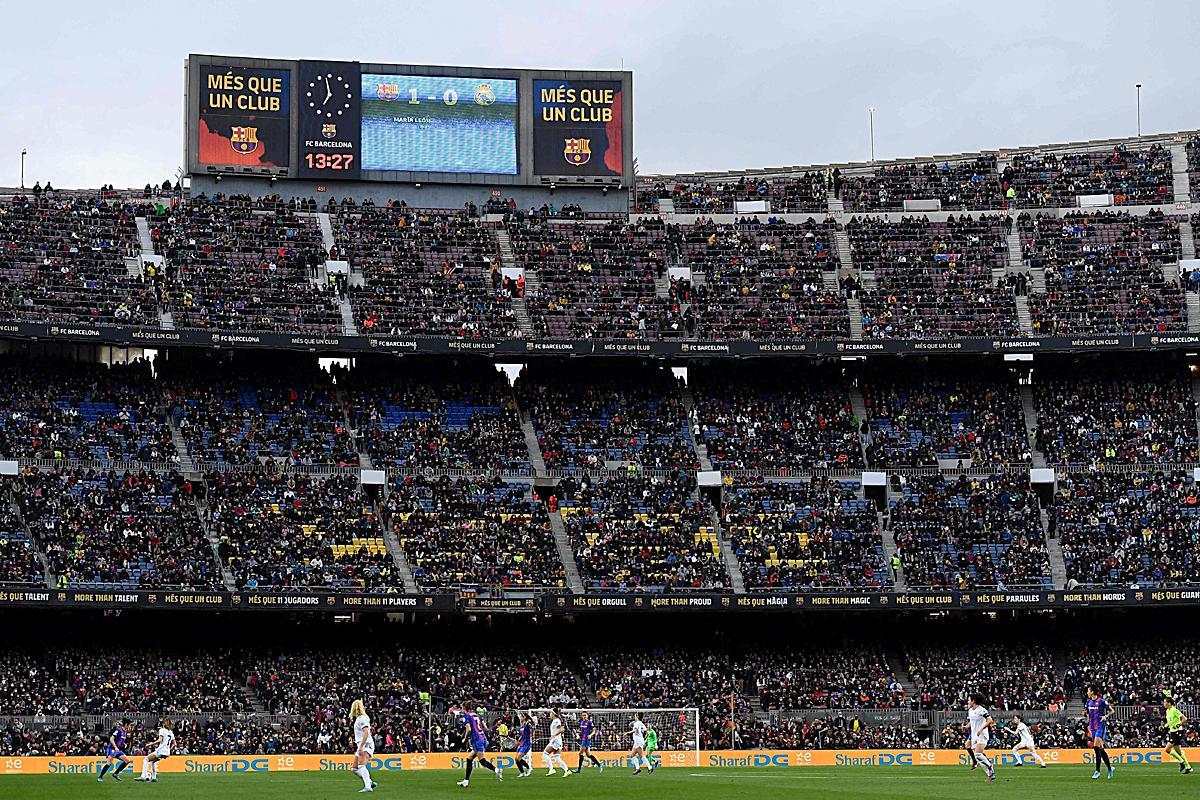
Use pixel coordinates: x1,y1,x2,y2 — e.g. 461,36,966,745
186,54,632,187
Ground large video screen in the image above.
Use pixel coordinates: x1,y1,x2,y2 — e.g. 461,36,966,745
197,65,291,169
532,79,623,177
360,74,518,174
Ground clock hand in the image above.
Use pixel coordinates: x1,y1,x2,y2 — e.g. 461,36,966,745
324,76,332,104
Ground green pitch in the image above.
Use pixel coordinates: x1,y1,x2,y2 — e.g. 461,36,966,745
3,766,1195,800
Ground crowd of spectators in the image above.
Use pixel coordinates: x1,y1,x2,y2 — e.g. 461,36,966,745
560,475,730,591
848,214,1018,339
209,472,397,591
690,363,862,471
905,641,1065,711
0,356,175,464
166,358,358,467
511,217,687,339
1032,360,1198,465
517,364,697,471
1,627,1197,754
152,194,338,333
386,476,564,591
17,467,220,589
346,361,528,472
722,479,886,592
683,217,848,340
861,366,1028,466
0,192,157,326
1004,145,1174,207
1050,471,1200,588
889,475,1052,589
337,203,517,338
839,157,1002,211
1022,210,1184,335
652,173,829,214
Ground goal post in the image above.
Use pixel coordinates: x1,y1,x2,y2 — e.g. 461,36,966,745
428,707,702,767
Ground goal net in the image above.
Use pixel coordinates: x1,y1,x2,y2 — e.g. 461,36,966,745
428,707,701,766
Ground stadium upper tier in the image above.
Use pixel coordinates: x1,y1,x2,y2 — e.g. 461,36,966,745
0,353,1198,595
5,132,1200,348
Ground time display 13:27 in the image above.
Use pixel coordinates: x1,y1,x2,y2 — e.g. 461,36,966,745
304,153,355,171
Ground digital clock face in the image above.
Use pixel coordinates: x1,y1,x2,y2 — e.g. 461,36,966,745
306,73,355,119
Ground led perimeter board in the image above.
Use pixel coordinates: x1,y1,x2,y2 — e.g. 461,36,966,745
185,54,633,188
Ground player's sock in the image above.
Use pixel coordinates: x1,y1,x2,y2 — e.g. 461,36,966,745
577,753,585,771
1168,749,1185,763
518,756,529,775
140,759,151,779
150,761,158,780
589,754,602,768
973,752,993,775
1012,745,1022,763
464,760,474,781
542,752,553,771
1032,751,1045,767
98,764,111,778
1097,747,1111,770
553,754,569,772
113,761,128,777
358,765,372,789
642,755,653,770
477,757,496,773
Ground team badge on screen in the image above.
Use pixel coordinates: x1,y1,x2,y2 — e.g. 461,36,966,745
376,83,400,101
563,137,592,166
230,126,260,155
474,83,496,106
322,123,337,138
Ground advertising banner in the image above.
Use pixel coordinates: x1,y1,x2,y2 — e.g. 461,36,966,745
197,65,291,169
3,749,1195,775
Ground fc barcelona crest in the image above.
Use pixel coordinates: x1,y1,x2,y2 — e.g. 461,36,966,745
377,83,400,101
563,137,592,166
322,123,337,139
230,126,259,155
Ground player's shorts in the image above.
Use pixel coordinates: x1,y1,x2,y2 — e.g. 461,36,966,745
632,736,646,750
1168,730,1185,747
970,734,989,748
153,747,171,759
516,745,531,758
1090,726,1107,742
547,735,563,750
580,737,591,749
470,736,487,753
358,741,376,756
105,746,125,759
1018,738,1036,750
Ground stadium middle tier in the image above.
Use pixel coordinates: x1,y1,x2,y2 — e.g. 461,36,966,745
0,352,1195,594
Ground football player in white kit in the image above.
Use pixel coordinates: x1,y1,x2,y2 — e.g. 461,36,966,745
543,707,571,777
1005,715,1047,767
966,694,996,782
626,712,654,776
135,719,175,783
350,699,379,793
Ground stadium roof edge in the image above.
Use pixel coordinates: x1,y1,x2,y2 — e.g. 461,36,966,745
641,127,1200,183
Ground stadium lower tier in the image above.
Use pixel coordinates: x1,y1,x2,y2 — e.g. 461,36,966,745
0,613,1196,756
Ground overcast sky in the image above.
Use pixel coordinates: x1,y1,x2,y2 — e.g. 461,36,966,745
3,0,1197,187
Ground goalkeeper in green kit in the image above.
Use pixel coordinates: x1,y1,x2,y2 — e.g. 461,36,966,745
645,724,658,761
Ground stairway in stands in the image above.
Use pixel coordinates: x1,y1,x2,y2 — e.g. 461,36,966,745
1170,143,1192,204
494,226,534,336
